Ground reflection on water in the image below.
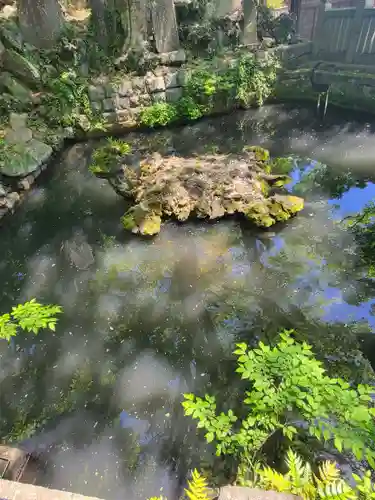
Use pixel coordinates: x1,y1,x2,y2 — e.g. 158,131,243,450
1,105,375,499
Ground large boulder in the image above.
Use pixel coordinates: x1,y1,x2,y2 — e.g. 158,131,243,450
3,48,41,86
90,144,304,236
0,139,52,177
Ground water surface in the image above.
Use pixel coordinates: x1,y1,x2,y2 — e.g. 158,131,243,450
1,104,375,499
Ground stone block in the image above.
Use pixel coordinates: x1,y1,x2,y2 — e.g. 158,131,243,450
147,76,165,93
164,71,179,88
160,49,186,65
132,77,146,92
116,110,138,127
103,112,117,123
115,96,130,110
129,94,140,107
0,72,32,102
152,91,166,102
103,98,114,112
177,69,189,86
91,101,102,113
166,86,183,102
104,83,115,97
88,85,105,102
5,127,33,145
219,486,300,500
9,112,28,129
118,79,133,97
5,191,20,210
139,94,152,106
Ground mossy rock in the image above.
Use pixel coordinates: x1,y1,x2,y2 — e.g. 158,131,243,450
3,49,41,86
98,148,305,236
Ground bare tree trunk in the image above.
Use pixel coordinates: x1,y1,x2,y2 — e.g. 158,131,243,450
18,0,64,48
242,0,258,45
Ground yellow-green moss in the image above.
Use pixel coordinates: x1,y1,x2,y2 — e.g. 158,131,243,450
121,212,137,231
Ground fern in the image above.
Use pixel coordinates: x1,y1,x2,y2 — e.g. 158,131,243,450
185,469,212,500
258,450,361,500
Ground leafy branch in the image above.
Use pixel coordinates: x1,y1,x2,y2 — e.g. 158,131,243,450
0,299,62,340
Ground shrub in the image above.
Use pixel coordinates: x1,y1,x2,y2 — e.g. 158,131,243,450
182,330,375,475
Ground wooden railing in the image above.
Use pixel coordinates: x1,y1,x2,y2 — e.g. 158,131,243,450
313,0,375,64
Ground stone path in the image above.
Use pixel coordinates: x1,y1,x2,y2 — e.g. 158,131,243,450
0,480,104,500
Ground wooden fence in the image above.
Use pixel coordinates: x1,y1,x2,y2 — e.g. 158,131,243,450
312,0,375,64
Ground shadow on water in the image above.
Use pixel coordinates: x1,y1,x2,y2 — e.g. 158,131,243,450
1,104,375,498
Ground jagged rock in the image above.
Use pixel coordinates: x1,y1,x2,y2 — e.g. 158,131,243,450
94,147,304,235
5,127,32,144
3,48,41,85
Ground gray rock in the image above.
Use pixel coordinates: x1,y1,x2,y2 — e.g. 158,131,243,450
104,84,114,97
132,77,146,92
152,91,166,103
88,85,105,102
9,113,28,130
115,96,130,110
0,182,6,197
166,87,183,102
0,24,23,51
0,40,5,65
129,94,140,107
91,101,102,113
164,71,179,88
0,72,32,102
103,98,114,112
5,127,33,145
160,49,186,65
118,80,133,97
18,177,31,190
0,140,51,178
147,76,165,93
3,49,41,85
5,191,20,210
219,487,300,500
177,69,189,86
103,112,117,124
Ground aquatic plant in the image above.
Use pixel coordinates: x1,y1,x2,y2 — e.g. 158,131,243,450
182,330,375,477
0,299,62,340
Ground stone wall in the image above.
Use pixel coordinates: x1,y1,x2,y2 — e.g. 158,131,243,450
87,54,187,130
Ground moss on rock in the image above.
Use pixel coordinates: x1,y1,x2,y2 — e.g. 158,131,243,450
100,146,304,236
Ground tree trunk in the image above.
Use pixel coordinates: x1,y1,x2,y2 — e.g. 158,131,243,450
242,0,258,45
18,0,64,49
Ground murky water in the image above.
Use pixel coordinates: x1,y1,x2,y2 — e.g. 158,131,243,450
1,104,375,499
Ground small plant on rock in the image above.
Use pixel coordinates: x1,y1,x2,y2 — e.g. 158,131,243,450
89,137,131,176
182,330,375,478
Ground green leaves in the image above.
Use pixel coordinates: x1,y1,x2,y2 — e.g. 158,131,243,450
0,299,62,341
182,330,375,469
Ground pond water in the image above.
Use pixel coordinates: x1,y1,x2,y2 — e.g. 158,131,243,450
1,104,375,499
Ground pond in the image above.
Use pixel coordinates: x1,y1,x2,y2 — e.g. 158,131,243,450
1,104,375,499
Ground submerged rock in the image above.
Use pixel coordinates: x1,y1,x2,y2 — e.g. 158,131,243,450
91,144,304,235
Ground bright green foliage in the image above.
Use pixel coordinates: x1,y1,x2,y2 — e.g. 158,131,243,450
41,70,106,132
257,449,374,500
236,53,279,107
185,469,212,500
182,330,375,469
140,102,179,128
139,54,278,128
89,137,131,176
0,299,62,340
